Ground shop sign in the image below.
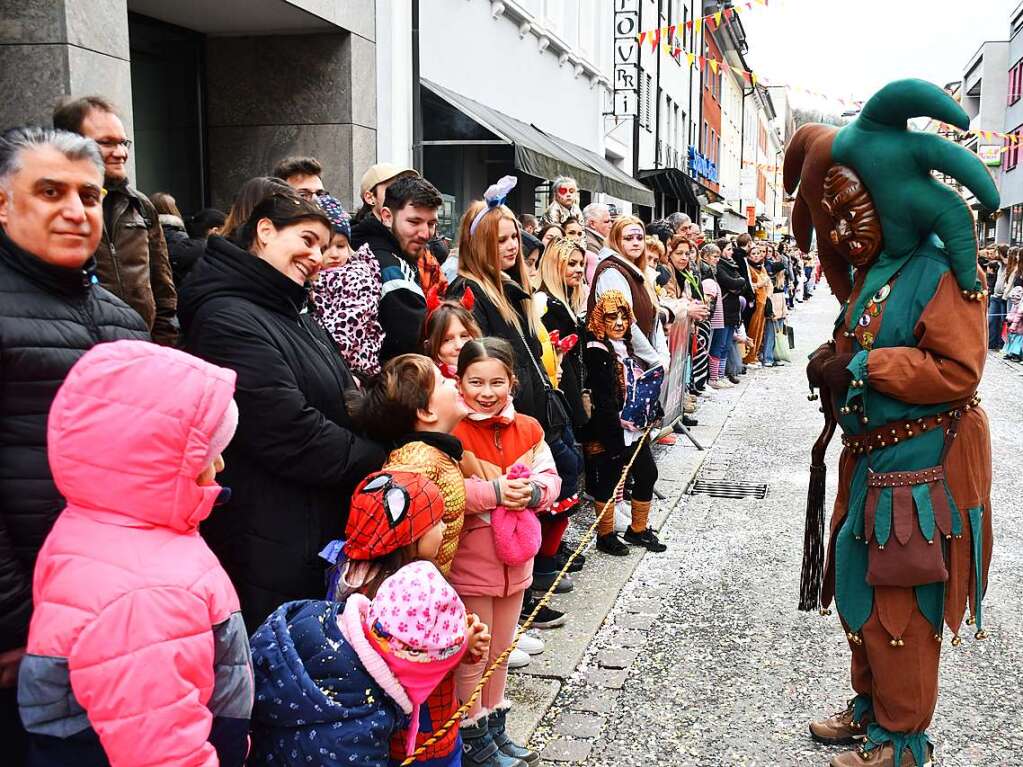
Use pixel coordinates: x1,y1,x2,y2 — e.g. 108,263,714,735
613,0,640,116
687,146,719,183
978,145,1002,167
746,205,756,227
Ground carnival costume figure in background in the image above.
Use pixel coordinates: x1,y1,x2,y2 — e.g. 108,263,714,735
786,79,997,767
541,176,583,228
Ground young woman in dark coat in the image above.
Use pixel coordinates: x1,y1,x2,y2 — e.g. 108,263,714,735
178,188,385,630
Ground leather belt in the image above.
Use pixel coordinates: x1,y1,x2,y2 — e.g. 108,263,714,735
839,394,980,455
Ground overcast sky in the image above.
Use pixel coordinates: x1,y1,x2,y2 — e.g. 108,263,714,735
740,0,1016,111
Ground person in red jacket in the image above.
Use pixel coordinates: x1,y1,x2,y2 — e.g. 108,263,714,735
451,338,561,767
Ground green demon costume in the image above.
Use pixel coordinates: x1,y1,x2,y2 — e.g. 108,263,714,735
785,79,997,767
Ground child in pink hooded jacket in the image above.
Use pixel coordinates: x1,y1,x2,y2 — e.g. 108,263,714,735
17,340,253,767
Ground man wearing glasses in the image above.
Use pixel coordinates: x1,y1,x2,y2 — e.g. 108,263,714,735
53,96,178,346
273,156,327,202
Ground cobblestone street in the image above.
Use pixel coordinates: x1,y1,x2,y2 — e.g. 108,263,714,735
524,290,1023,767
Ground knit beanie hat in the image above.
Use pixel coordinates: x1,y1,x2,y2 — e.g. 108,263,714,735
365,561,468,754
316,193,351,241
204,398,238,464
342,471,446,561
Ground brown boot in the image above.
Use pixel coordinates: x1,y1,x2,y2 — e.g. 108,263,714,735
809,701,869,745
830,743,931,767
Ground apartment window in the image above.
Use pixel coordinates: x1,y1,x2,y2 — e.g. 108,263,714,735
640,73,654,131
674,103,682,154
1006,124,1023,171
1011,59,1023,105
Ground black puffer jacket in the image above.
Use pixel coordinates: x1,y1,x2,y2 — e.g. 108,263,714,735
715,255,747,327
449,275,551,436
0,232,148,652
178,236,385,631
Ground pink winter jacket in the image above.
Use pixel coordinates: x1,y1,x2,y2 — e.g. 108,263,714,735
17,340,253,767
450,403,561,598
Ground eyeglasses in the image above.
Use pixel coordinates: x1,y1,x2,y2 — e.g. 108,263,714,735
94,138,132,150
297,188,329,201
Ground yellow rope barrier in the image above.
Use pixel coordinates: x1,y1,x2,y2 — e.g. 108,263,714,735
399,425,656,766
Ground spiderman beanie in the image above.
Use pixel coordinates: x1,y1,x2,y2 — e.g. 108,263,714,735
343,471,446,561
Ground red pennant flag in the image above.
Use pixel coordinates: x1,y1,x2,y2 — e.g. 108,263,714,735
720,61,730,73
668,24,676,40
686,19,694,29
638,31,647,45
724,8,734,20
652,28,661,49
742,70,752,84
697,56,706,69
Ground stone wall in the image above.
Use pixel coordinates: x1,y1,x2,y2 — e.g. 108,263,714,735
204,30,376,210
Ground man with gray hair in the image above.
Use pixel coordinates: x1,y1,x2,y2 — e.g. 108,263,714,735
582,201,612,283
0,126,149,753
666,211,691,233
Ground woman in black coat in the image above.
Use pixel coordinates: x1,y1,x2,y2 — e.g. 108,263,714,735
178,189,384,630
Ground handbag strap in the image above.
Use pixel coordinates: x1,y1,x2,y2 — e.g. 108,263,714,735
514,327,554,393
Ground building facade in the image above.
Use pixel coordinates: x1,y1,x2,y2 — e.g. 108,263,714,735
0,0,378,212
960,38,1008,244
1001,2,1023,244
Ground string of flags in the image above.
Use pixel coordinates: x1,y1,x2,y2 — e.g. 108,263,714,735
653,38,865,110
937,123,1023,152
637,0,768,43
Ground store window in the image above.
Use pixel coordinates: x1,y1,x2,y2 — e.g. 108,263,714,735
128,13,206,212
1012,204,1023,245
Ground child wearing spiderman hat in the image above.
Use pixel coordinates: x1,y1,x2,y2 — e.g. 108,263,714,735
333,353,502,767
249,473,490,767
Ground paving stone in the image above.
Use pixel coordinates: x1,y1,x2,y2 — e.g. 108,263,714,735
541,738,593,762
555,712,605,739
615,612,656,631
610,629,647,648
623,598,663,615
597,648,638,669
583,668,628,689
571,690,618,714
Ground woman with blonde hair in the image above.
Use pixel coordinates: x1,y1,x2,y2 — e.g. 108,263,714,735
450,179,550,437
589,215,668,370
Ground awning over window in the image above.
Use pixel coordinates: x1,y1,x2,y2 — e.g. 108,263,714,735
421,80,654,207
636,167,700,210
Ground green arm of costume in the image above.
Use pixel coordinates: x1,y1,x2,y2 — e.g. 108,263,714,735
863,272,986,404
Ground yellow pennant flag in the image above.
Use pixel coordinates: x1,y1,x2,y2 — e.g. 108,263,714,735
733,3,743,13
710,59,719,74
694,18,702,33
686,52,696,67
751,72,758,86
714,11,722,25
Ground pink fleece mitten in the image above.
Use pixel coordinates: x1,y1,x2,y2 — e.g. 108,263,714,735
491,463,542,566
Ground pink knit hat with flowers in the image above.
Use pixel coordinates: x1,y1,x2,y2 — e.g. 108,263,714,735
365,561,468,754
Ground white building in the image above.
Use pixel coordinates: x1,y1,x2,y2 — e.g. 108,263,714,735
960,39,1009,244
379,0,652,236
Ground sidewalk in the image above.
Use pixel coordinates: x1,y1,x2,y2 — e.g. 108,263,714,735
505,368,764,743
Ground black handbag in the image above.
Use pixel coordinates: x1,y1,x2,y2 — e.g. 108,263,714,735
516,328,570,433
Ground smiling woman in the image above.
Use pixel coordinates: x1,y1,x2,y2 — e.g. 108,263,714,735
177,184,385,631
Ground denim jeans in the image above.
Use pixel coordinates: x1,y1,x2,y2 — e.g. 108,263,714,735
988,296,1007,350
709,325,732,360
761,319,777,365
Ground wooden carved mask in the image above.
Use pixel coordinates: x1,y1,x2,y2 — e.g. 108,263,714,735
821,165,882,269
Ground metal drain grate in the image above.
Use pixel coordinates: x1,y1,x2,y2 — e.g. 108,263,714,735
688,480,768,499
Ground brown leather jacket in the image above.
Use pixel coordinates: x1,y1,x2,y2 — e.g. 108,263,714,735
94,183,178,345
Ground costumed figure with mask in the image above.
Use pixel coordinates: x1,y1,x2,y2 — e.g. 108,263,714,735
788,79,997,767
541,176,584,227
580,291,666,557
